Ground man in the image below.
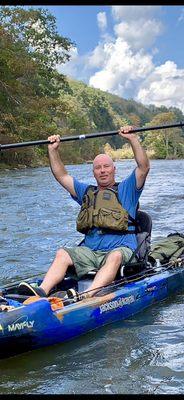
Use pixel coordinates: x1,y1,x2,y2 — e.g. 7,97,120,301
19,126,150,301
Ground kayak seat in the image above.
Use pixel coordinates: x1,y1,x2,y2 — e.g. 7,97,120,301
134,209,152,262
77,271,96,292
119,210,152,278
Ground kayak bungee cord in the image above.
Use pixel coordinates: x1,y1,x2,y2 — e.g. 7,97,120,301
41,257,184,307
2,258,184,307
64,257,184,303
47,257,184,306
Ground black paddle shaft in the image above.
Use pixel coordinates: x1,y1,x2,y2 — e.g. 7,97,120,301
0,121,184,151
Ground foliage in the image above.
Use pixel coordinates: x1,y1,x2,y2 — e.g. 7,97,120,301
104,142,134,160
0,6,73,166
0,6,73,70
143,112,184,159
0,6,184,169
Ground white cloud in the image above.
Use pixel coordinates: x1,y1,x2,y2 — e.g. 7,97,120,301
57,46,80,77
136,61,184,113
114,18,163,50
97,12,107,31
87,43,107,68
88,4,163,96
111,5,161,21
57,5,184,114
89,38,154,96
57,45,97,83
178,7,184,22
87,5,184,113
111,6,163,51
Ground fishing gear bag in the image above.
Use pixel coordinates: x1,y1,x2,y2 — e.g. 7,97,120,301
148,232,184,265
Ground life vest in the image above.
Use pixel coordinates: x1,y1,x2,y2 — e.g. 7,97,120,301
148,232,184,264
76,184,137,234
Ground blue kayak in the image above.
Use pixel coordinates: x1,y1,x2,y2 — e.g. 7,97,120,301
0,258,184,359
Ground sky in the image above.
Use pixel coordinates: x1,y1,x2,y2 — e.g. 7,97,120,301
34,5,184,113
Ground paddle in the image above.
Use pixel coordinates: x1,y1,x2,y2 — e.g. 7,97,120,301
0,121,184,151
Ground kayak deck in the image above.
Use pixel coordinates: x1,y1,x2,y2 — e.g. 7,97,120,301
0,259,184,359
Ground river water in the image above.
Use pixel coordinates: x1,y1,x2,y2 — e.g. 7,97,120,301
0,159,184,394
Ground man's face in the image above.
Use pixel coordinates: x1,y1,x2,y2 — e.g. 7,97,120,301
93,154,116,187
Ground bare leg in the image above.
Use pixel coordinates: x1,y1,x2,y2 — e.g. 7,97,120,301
40,249,73,295
84,250,123,297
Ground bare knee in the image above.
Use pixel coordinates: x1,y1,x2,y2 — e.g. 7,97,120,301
106,250,123,266
55,249,73,266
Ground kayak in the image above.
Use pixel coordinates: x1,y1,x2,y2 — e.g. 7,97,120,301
0,257,184,359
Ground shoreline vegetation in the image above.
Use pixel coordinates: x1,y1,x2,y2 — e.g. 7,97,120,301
1,146,183,172
1,134,184,171
1,6,184,171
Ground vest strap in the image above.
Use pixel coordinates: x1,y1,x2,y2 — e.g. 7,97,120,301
94,228,137,235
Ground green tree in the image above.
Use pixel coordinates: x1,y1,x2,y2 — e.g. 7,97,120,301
128,113,141,127
143,112,184,159
0,6,73,166
0,7,73,69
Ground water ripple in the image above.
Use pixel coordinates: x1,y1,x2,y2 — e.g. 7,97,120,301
0,160,184,394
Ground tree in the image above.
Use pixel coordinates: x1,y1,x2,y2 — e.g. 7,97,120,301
143,112,184,159
128,113,141,127
0,7,73,68
0,6,73,165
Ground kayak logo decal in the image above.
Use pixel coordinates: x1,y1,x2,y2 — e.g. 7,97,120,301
100,295,135,314
7,316,35,332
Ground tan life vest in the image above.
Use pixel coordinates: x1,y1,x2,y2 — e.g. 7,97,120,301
76,185,136,234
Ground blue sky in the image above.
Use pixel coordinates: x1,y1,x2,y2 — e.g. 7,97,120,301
34,5,184,113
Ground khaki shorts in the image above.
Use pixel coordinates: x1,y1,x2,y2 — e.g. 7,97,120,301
63,245,133,278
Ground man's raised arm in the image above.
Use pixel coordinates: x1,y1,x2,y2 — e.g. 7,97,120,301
119,126,150,189
48,135,76,197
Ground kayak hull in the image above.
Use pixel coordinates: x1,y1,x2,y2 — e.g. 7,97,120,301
0,264,184,359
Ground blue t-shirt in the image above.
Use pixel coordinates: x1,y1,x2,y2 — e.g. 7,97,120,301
72,169,143,251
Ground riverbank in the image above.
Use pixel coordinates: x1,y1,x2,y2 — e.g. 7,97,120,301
1,156,184,171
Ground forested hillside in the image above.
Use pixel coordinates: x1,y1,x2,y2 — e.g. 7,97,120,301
1,6,184,169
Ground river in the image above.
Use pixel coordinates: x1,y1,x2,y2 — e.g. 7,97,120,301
0,159,184,394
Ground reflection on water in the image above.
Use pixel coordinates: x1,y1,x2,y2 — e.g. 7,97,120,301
0,159,184,394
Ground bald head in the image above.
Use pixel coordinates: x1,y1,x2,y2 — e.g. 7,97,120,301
93,154,114,168
93,153,116,188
